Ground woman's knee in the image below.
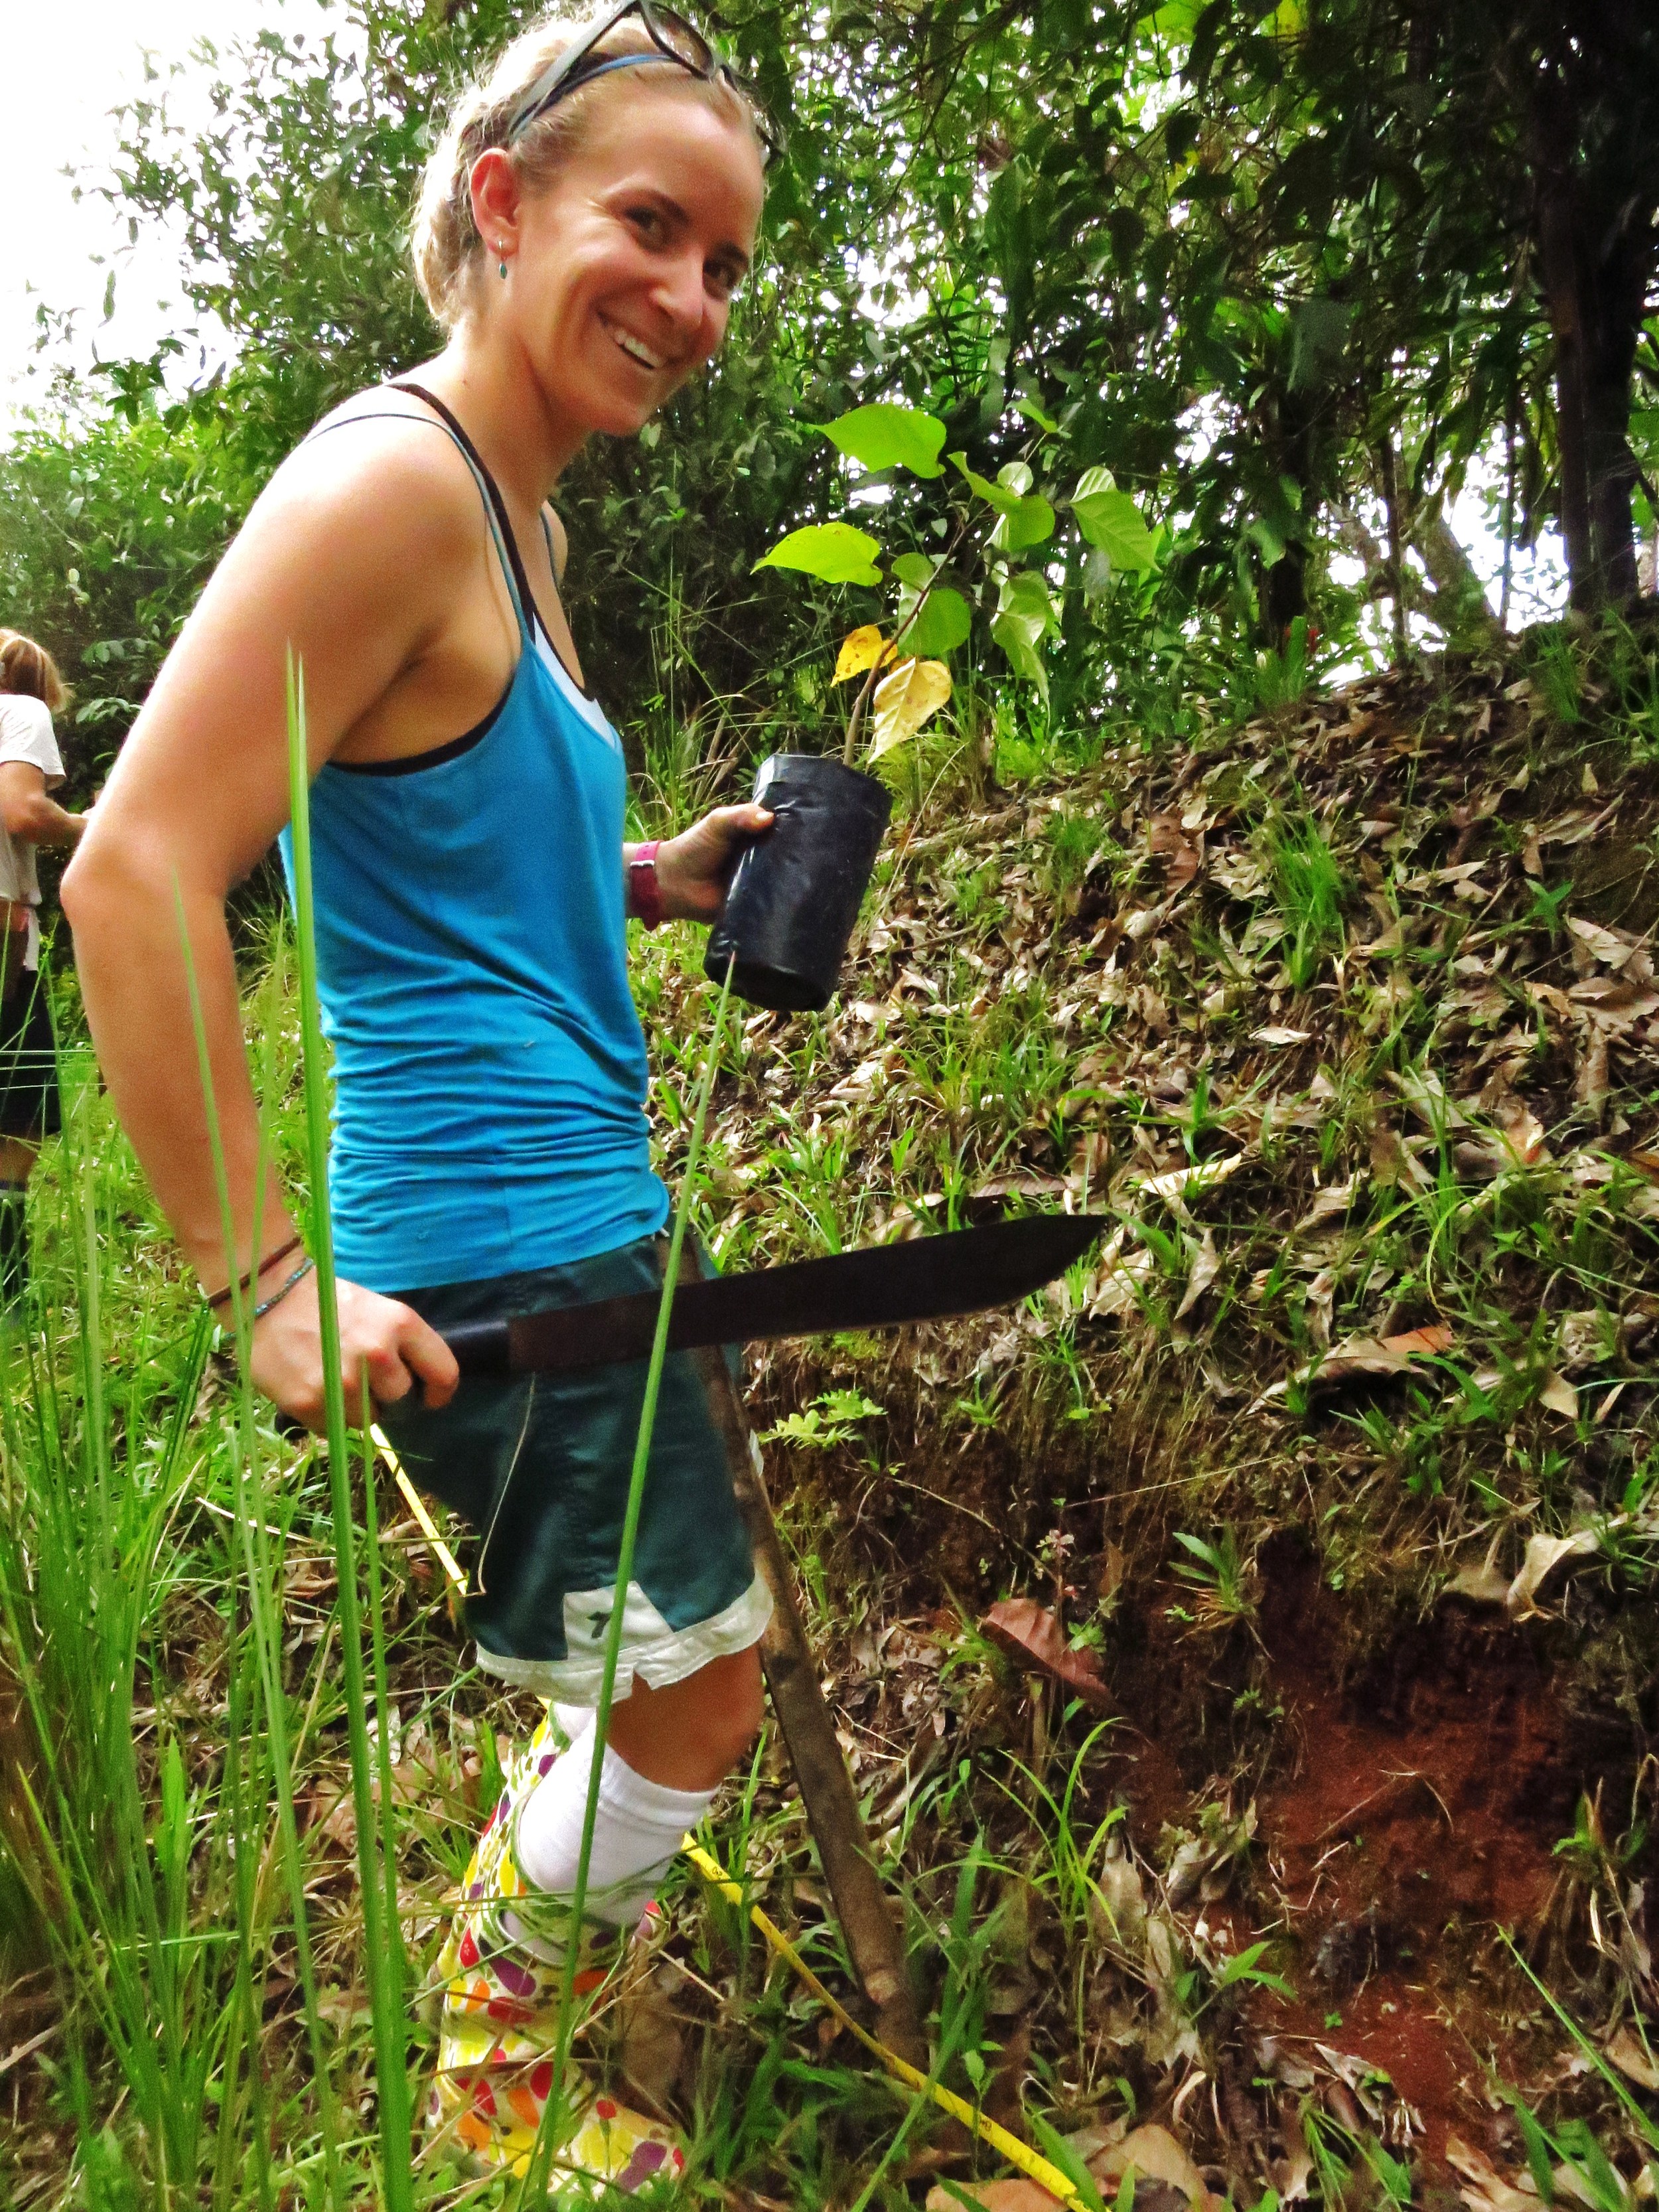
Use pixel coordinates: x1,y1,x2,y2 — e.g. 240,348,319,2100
608,1645,764,1789
674,1645,764,1773
714,1643,766,1759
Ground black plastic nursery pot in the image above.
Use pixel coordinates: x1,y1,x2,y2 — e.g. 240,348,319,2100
705,753,892,1013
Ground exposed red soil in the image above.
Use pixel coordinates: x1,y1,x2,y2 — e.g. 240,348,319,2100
1256,1968,1498,2171
1107,1540,1586,2175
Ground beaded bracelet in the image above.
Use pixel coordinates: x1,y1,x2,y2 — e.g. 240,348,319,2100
204,1232,303,1313
251,1255,315,1323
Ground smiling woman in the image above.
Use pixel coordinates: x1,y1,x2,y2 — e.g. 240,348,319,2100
413,0,772,340
63,3,788,2185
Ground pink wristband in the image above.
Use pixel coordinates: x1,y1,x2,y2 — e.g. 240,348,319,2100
629,840,664,929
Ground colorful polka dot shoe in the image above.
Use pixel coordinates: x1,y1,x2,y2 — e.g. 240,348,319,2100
424,1712,686,2189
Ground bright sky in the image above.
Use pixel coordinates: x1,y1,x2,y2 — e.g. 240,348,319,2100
3,0,329,408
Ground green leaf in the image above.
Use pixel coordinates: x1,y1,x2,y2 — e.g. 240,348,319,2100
948,451,1022,514
1246,514,1288,568
991,612,1046,692
893,551,972,655
991,569,1057,696
754,522,883,586
1361,2142,1413,2208
1013,395,1060,433
997,460,1035,496
1214,1939,1295,1997
891,551,938,587
1072,476,1161,572
1510,2100,1557,2207
1262,0,1303,37
903,585,972,655
999,568,1059,637
818,404,946,479
1026,2112,1108,2212
1135,0,1206,38
992,495,1056,553
817,1388,885,1422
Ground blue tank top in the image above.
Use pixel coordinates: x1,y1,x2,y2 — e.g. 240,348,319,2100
280,386,667,1292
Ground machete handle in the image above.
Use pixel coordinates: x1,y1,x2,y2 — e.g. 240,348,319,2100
441,1318,513,1379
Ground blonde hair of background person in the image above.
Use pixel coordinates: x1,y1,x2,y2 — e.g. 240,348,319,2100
65,0,778,1976
0,630,91,1301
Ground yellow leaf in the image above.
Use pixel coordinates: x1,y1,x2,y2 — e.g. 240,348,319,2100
867,658,952,761
833,625,890,682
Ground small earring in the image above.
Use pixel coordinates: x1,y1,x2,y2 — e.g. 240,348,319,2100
498,258,508,279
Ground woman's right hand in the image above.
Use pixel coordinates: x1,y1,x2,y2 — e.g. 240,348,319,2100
249,1268,460,1434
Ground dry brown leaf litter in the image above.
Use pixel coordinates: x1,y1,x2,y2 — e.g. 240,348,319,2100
624,652,1659,2193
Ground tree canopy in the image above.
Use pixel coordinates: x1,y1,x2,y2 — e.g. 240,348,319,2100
2,0,1655,788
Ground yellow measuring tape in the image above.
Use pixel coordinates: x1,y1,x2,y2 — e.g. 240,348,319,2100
371,1427,1084,2209
678,1837,1082,2203
374,1424,467,1593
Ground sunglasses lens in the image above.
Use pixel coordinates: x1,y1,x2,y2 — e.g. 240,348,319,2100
647,6,716,70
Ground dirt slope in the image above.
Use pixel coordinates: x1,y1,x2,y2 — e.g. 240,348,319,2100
641,640,1659,2194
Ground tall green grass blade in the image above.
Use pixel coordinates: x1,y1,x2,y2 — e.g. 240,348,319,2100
359,1394,408,2029
176,874,344,2205
1503,1934,1659,2158
286,651,415,2207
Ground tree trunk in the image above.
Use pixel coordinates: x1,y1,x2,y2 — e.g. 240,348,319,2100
1529,44,1651,611
1413,499,1508,650
1262,537,1307,642
1584,225,1646,607
1535,164,1598,603
1258,374,1318,644
1379,435,1410,662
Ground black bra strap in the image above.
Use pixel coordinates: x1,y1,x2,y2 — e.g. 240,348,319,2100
391,381,544,634
307,400,530,645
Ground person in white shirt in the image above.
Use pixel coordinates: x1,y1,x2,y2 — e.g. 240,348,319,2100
0,630,91,1307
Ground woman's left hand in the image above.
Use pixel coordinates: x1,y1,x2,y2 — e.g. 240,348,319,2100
653,803,774,923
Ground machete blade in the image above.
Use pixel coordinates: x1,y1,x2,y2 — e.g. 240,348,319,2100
450,1213,1106,1377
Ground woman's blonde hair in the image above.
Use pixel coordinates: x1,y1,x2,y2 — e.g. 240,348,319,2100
0,632,67,715
412,8,764,331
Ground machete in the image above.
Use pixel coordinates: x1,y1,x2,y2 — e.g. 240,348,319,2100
442,1211,1106,1377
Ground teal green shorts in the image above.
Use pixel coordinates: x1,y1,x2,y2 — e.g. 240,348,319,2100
377,1236,770,1702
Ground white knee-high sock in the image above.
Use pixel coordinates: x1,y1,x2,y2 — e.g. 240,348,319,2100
550,1701,589,1747
514,1718,714,1928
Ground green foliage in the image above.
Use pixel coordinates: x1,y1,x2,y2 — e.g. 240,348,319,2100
7,0,1652,790
0,397,250,789
1072,468,1162,575
1264,811,1348,991
1250,616,1317,715
754,522,884,585
758,1388,886,1449
819,404,946,478
1169,1528,1258,1627
899,579,973,656
993,571,1062,698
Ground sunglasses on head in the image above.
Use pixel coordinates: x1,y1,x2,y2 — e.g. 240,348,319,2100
507,0,784,165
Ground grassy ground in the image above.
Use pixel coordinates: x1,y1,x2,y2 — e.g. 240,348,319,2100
3,619,1658,2208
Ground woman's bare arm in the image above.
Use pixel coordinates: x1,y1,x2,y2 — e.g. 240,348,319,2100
0,765,89,849
62,418,500,1428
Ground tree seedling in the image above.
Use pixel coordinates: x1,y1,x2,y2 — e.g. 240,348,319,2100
753,401,1161,768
